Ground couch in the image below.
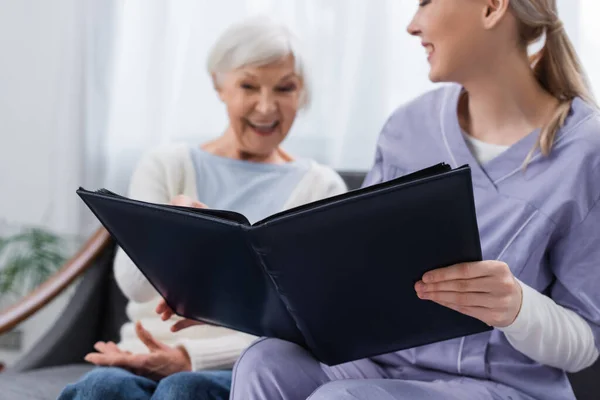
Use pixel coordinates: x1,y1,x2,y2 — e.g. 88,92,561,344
0,171,597,400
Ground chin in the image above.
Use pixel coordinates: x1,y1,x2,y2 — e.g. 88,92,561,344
250,138,283,154
427,61,454,83
428,68,446,83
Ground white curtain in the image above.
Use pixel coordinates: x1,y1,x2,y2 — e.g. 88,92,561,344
578,0,600,98
0,1,595,236
80,0,600,232
95,0,437,197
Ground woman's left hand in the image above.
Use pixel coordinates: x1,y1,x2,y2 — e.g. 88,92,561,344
84,322,192,381
414,260,523,327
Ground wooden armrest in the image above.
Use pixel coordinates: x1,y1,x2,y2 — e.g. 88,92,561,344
0,228,112,335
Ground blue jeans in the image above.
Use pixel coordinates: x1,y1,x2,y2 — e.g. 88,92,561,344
58,367,232,400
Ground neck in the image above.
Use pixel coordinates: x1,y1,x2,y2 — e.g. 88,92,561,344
202,126,291,164
459,49,559,146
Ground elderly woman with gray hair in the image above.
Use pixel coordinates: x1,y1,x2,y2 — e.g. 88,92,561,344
58,16,346,400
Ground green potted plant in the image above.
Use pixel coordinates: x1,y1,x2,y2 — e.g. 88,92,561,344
0,227,72,299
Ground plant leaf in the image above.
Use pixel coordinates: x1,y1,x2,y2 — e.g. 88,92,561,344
0,227,68,296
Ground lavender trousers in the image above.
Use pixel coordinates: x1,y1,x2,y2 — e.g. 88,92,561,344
230,339,534,400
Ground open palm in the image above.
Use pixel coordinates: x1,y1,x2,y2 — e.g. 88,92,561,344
84,322,191,381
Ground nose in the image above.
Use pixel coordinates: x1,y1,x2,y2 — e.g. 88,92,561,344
407,15,421,37
255,90,277,115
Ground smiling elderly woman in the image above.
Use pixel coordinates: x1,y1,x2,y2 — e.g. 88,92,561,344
57,16,346,400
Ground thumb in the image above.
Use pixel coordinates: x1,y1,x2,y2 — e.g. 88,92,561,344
170,195,194,207
171,319,205,333
135,321,167,352
191,200,207,209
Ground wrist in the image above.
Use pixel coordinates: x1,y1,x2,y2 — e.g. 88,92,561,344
176,346,192,371
498,279,531,335
505,276,524,327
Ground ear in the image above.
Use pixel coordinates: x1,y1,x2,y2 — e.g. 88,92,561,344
481,0,510,30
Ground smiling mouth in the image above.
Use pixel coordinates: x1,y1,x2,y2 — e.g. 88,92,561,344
424,43,434,59
247,120,280,135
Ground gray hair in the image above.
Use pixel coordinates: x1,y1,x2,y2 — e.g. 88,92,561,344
207,16,310,108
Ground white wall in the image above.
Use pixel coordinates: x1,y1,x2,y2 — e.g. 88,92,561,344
0,0,85,236
0,0,87,367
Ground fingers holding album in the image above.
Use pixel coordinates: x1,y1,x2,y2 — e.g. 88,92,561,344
169,195,207,209
156,298,175,321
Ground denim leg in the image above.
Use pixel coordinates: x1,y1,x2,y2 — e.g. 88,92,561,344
152,370,232,400
57,367,156,400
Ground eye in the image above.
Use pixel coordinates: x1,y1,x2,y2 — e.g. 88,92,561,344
275,85,297,93
240,83,258,91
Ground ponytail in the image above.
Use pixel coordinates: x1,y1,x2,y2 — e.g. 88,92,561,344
530,23,596,156
510,0,597,161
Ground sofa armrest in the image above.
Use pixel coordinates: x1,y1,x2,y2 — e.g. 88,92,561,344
9,239,116,372
0,228,111,336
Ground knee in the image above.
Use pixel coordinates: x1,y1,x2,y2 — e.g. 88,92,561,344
156,371,232,400
159,371,229,391
233,338,305,379
58,368,133,399
308,381,361,400
159,371,204,388
231,338,308,394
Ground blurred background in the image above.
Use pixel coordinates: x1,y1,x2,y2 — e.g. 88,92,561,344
0,0,598,368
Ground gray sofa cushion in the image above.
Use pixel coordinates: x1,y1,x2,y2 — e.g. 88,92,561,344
0,364,93,400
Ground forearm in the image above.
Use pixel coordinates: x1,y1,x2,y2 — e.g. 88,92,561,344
178,332,257,371
499,280,599,372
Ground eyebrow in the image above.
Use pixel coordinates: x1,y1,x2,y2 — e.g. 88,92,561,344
279,73,298,81
242,72,298,81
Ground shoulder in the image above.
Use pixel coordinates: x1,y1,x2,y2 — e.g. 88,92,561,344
280,160,346,208
302,161,347,195
132,143,195,179
128,143,195,200
555,100,600,180
137,143,193,169
545,101,600,227
563,100,600,155
306,161,347,187
381,84,459,139
370,85,459,174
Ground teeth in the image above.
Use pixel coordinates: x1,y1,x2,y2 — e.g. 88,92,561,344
425,45,433,55
250,121,278,129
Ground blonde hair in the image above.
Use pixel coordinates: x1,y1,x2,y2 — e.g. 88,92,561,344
509,0,596,159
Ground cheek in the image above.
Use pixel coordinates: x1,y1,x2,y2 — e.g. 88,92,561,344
225,98,251,137
279,108,298,137
224,91,253,119
445,34,484,71
433,28,482,79
427,6,478,56
279,97,300,122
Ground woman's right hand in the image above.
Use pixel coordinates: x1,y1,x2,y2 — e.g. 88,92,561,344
170,194,207,209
